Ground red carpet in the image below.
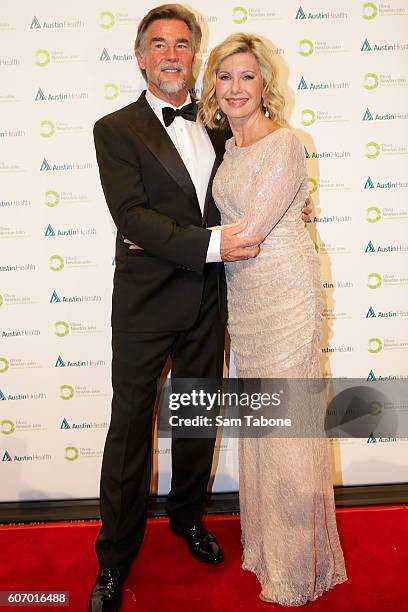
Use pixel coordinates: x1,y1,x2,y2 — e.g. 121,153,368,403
0,506,407,611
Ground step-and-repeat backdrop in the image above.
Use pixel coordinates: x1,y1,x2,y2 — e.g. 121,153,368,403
1,1,407,501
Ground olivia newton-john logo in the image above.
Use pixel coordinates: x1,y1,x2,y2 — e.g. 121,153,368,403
64,446,103,461
309,177,350,192
49,290,102,304
34,49,82,67
362,2,408,19
364,176,408,189
362,107,408,122
366,206,408,223
98,10,140,28
367,336,408,353
103,82,140,101
59,384,106,400
0,357,41,374
314,241,351,255
0,419,46,435
44,190,90,207
297,76,349,91
295,5,347,19
300,108,349,126
367,272,408,289
44,223,96,237
0,293,35,307
304,146,351,160
361,38,408,52
39,120,86,138
0,226,31,239
40,158,92,172
365,141,408,159
54,320,102,336
48,255,97,271
30,15,84,29
35,87,88,102
365,239,408,254
363,72,408,90
298,39,347,56
232,6,282,24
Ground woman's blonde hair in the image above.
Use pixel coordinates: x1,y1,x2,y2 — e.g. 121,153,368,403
199,32,285,129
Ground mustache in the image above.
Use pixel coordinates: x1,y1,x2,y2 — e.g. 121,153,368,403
160,62,185,73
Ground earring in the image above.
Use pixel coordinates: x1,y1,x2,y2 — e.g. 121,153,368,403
262,100,270,118
215,110,222,121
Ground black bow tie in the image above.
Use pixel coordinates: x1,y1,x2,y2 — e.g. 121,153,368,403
162,102,197,127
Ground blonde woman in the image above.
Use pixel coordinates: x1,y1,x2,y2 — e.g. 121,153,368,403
200,33,347,606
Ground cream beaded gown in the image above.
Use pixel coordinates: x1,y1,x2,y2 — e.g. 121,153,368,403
213,128,347,606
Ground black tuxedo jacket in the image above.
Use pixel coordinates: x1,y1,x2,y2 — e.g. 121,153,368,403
94,91,228,332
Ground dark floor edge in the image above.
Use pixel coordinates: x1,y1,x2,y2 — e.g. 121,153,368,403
0,484,407,524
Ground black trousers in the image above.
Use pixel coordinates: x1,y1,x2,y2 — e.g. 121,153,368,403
95,265,225,570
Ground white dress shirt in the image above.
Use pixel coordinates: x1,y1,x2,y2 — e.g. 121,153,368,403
145,89,221,262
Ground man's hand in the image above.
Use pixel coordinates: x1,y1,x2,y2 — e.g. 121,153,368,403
219,221,262,262
301,196,313,224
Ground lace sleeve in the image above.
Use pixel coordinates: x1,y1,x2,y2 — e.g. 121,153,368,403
241,130,306,239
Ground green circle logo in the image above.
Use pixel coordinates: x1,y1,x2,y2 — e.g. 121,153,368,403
299,39,314,56
362,2,378,19
99,11,115,29
60,385,74,400
308,178,318,194
0,357,10,373
301,109,316,126
50,255,64,271
0,419,15,435
65,446,79,461
104,83,120,100
369,400,383,416
367,206,381,223
232,6,248,24
40,120,55,138
55,321,70,337
365,142,380,159
368,337,382,353
35,49,50,67
367,272,382,289
45,190,61,207
364,73,379,90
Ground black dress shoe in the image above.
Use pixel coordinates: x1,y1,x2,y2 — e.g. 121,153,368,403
88,568,125,612
169,521,224,565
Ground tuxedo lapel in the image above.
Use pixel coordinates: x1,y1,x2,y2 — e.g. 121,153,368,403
202,127,227,223
129,91,200,211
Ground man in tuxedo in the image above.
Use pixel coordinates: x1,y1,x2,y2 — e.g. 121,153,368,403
89,5,264,611
90,4,311,610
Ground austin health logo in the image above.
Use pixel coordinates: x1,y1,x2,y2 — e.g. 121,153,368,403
60,418,71,429
367,432,377,443
362,2,378,19
2,450,12,462
40,158,51,171
361,39,372,51
366,306,377,318
363,108,374,121
35,88,47,101
364,177,375,189
45,224,56,237
232,7,248,24
367,370,377,381
55,355,66,367
0,389,6,401
99,48,111,61
50,291,61,303
30,16,41,29
298,77,308,90
365,241,376,253
295,6,307,19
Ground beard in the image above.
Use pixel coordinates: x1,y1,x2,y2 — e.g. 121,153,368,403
158,62,187,94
